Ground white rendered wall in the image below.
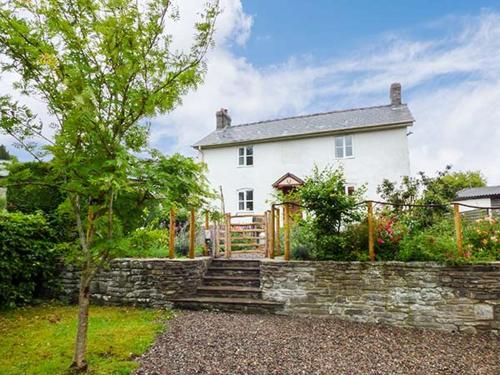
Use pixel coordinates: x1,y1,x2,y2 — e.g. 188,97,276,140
454,198,492,212
199,127,411,214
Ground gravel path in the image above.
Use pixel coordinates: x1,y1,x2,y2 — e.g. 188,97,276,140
135,311,499,375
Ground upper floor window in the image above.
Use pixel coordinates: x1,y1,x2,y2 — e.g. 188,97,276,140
238,146,253,166
335,135,353,158
238,189,254,211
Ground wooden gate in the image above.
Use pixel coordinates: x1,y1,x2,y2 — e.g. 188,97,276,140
216,214,267,257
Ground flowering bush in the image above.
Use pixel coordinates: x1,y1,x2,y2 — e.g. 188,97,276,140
374,214,407,260
464,217,500,261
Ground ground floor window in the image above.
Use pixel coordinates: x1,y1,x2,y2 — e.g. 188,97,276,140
238,189,254,211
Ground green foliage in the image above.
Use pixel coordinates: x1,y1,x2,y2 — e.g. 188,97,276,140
396,219,457,262
0,145,12,160
126,228,168,257
0,211,60,307
5,161,63,214
297,166,365,260
463,217,500,261
377,166,486,228
290,220,315,260
0,0,219,263
0,0,219,368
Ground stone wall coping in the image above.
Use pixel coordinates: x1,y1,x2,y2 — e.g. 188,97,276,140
109,257,211,263
260,259,500,268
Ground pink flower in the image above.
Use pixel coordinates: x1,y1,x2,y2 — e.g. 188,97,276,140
377,238,384,245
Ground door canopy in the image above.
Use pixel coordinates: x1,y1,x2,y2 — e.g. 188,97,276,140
272,172,304,194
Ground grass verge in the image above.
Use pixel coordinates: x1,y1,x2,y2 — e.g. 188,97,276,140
0,303,170,375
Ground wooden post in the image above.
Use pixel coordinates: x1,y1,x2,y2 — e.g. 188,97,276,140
284,203,290,261
454,203,463,257
275,208,281,256
169,208,175,259
214,222,220,257
225,213,231,258
269,207,275,259
367,201,375,262
204,211,209,256
263,211,269,257
189,208,195,259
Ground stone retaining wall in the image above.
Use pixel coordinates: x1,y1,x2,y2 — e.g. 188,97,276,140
261,260,500,335
61,257,210,308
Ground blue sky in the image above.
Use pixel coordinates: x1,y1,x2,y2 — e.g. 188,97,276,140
1,0,500,183
239,1,500,66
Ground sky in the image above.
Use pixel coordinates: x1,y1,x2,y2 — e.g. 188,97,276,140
1,0,500,184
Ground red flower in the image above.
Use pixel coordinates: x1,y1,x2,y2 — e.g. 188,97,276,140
377,238,384,245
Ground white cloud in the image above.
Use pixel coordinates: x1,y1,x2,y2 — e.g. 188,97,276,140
151,7,500,184
1,2,499,184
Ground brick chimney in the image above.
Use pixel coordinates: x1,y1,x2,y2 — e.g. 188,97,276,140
216,108,231,130
390,82,402,106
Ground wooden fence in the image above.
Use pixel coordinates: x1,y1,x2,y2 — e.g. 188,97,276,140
165,201,499,260
167,208,210,259
266,201,500,262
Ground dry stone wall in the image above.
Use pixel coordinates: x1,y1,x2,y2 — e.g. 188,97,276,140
261,261,500,335
60,257,210,307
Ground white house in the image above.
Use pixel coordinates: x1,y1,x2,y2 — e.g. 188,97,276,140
193,83,414,214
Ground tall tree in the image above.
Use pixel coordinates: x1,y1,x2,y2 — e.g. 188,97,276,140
0,144,11,160
0,0,219,370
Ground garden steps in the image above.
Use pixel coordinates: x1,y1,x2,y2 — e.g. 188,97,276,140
202,275,261,287
172,297,283,314
171,259,283,314
196,285,262,299
206,266,260,277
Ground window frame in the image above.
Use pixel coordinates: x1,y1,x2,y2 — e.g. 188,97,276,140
345,185,356,196
334,135,354,159
238,145,254,167
237,188,254,212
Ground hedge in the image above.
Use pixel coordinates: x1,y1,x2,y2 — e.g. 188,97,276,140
0,211,61,307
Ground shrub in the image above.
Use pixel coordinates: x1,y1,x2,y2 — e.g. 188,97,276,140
464,217,500,261
0,211,61,307
298,166,365,260
290,220,315,260
396,219,457,262
341,221,371,261
129,228,168,253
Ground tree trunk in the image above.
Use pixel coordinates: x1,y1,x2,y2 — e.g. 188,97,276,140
71,274,91,371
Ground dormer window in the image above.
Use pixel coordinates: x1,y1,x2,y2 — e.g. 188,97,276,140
335,135,353,158
238,146,253,166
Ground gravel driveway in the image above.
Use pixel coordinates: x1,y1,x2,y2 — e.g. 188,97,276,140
136,311,499,375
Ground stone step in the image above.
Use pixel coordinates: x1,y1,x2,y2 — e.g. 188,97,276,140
171,296,283,314
202,275,260,287
196,285,262,299
210,259,261,268
206,266,260,277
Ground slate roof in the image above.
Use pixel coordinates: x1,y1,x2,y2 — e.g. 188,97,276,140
193,104,414,148
455,186,500,200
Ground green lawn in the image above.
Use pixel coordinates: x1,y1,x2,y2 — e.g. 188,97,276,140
0,304,170,375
